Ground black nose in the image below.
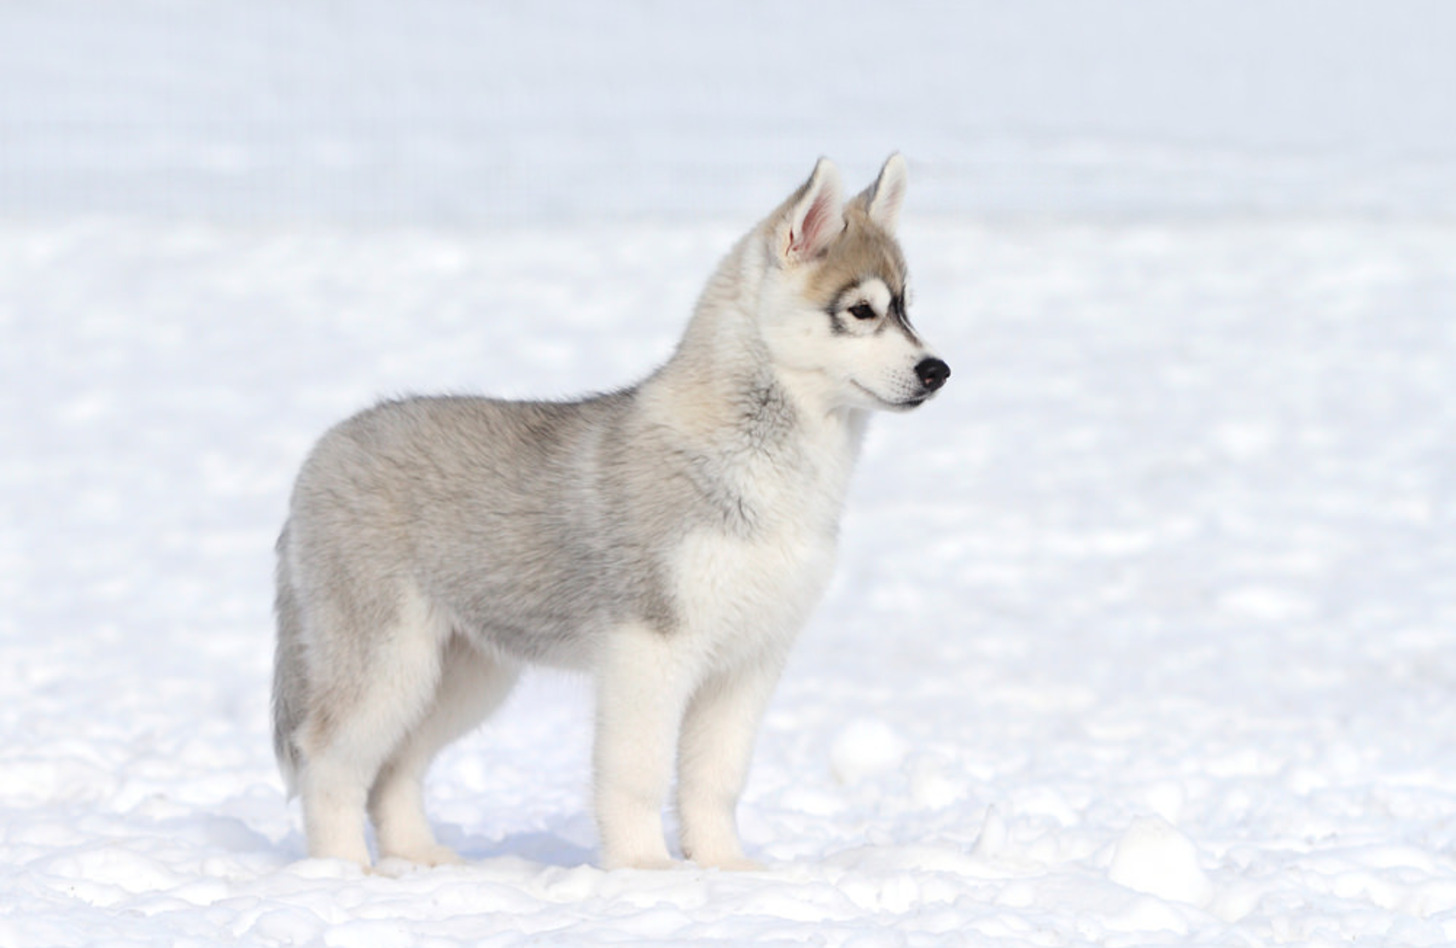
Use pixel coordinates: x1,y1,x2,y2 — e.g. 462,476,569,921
915,357,950,392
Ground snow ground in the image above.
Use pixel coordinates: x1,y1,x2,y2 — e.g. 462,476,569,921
4,3,1456,946
5,217,1455,946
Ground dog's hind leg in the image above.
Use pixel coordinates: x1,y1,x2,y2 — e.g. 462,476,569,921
368,636,518,866
297,586,447,867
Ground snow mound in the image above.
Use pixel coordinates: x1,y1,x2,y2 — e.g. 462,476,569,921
829,718,909,785
1108,817,1215,907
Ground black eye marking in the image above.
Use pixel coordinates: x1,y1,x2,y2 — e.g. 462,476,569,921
889,292,914,327
849,302,877,320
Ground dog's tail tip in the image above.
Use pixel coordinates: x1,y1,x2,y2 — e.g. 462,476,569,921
272,713,302,798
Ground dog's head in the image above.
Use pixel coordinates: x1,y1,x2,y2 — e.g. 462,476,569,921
757,155,948,412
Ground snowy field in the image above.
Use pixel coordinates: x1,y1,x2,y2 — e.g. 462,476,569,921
4,3,1456,946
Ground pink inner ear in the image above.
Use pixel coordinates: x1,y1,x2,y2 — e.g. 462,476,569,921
792,191,835,256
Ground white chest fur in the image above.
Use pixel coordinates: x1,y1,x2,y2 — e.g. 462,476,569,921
668,415,860,669
670,517,838,668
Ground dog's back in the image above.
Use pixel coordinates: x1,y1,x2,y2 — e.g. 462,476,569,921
276,391,640,675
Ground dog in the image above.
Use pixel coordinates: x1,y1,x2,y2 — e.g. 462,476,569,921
271,155,949,870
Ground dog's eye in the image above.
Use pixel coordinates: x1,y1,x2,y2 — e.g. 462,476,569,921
848,303,877,320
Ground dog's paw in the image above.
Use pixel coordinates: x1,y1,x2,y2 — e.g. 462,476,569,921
617,857,681,871
693,854,766,872
602,853,680,871
380,843,467,868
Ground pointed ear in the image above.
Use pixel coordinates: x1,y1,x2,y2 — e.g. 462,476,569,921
862,153,908,233
775,158,844,266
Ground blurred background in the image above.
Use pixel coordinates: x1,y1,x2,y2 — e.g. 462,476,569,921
4,3,1456,944
4,0,1456,223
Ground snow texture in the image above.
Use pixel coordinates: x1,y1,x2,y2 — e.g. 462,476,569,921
4,3,1456,946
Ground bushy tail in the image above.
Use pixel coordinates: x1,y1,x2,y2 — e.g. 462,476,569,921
271,525,307,797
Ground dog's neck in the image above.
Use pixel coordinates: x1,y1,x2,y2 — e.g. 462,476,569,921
647,235,867,450
632,234,870,536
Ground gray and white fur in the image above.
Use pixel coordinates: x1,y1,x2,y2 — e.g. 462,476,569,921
272,155,949,870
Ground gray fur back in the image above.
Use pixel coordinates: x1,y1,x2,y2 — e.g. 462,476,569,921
271,384,774,684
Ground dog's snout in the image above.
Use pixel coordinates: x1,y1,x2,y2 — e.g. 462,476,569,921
915,357,950,392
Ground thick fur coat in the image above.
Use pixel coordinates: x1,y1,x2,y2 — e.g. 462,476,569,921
272,155,949,870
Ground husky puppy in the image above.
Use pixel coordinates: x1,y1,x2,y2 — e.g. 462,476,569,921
272,155,949,870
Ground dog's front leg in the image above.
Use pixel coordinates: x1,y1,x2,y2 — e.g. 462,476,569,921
675,652,787,871
592,624,694,870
